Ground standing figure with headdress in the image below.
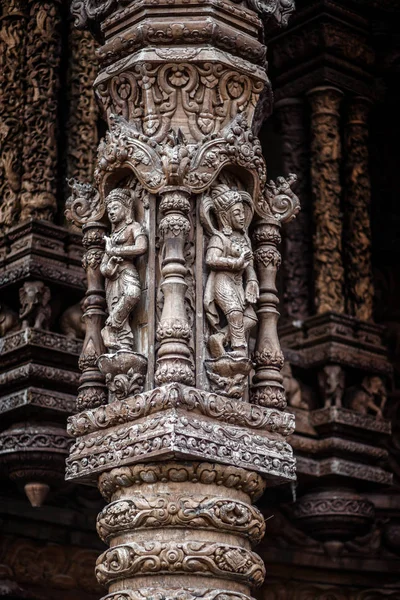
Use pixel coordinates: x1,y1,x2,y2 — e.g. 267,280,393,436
100,188,148,352
203,183,259,360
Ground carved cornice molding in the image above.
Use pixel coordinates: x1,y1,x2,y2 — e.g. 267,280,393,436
71,0,295,32
0,387,75,416
66,411,296,482
67,383,295,437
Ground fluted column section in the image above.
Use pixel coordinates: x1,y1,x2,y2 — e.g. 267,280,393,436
275,98,313,321
251,219,286,409
343,96,374,321
308,87,345,314
77,222,108,411
155,187,195,386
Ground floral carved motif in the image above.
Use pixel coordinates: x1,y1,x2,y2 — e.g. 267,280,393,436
95,541,266,588
98,462,266,502
97,496,265,544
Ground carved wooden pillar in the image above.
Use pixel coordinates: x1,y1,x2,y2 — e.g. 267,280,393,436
275,98,313,321
308,86,345,314
252,219,285,409
65,0,298,598
66,28,99,186
20,0,62,223
0,0,27,229
343,96,374,321
155,187,195,386
77,221,108,411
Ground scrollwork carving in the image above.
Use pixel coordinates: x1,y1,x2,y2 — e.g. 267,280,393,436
96,496,265,544
98,462,266,502
65,179,104,228
95,541,265,588
308,87,345,314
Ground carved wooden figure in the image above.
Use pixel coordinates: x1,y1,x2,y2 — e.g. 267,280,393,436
19,281,51,330
202,183,258,397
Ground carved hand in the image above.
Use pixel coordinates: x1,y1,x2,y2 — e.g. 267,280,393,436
237,248,252,270
104,236,113,254
245,280,259,304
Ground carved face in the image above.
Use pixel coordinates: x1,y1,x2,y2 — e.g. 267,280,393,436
367,376,384,395
229,202,245,232
107,200,126,225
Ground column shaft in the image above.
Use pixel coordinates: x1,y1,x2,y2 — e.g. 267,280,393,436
275,98,313,321
344,96,374,321
308,87,345,314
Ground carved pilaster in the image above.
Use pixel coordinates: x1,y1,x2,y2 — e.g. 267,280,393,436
344,96,374,322
275,98,313,321
251,219,285,409
20,0,62,223
155,187,195,386
0,0,27,229
308,87,345,314
78,222,108,411
66,27,99,186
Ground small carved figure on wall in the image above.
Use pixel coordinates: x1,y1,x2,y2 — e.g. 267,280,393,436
0,303,19,337
201,181,258,398
318,365,345,408
345,375,387,420
60,300,86,339
19,281,51,330
282,362,308,409
98,187,148,401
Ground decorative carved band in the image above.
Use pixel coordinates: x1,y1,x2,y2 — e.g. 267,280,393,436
96,496,265,545
95,541,265,588
98,463,266,502
67,383,295,437
101,590,253,600
66,413,295,482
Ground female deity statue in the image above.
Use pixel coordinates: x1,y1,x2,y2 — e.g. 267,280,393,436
202,183,259,360
100,188,148,353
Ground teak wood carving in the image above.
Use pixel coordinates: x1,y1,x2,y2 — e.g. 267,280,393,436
64,0,298,598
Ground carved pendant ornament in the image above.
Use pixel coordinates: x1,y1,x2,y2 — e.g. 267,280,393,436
64,0,298,598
